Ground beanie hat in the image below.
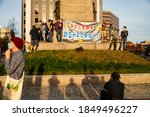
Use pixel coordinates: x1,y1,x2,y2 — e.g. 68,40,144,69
11,37,24,49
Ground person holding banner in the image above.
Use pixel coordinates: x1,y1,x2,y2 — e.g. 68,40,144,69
3,37,25,100
30,25,39,51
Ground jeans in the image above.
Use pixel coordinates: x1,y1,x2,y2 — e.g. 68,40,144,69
108,37,117,50
119,38,127,50
118,41,123,50
42,30,46,41
108,40,114,50
123,38,127,50
49,31,53,42
56,30,62,42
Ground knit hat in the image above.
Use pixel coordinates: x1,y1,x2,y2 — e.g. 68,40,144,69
11,37,24,49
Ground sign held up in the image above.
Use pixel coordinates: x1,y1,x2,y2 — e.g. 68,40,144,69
62,20,102,42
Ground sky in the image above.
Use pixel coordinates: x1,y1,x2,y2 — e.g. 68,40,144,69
0,0,21,37
0,0,150,43
103,0,150,43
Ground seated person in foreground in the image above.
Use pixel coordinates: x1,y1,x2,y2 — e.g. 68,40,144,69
100,72,125,100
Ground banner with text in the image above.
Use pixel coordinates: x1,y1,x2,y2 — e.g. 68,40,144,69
62,20,102,42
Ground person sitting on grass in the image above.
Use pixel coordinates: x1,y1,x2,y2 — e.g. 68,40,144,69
100,72,125,100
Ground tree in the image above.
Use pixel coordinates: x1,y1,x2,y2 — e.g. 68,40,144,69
7,17,18,37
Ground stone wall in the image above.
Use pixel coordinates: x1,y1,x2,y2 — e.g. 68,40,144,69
60,0,94,22
38,42,110,50
0,74,150,87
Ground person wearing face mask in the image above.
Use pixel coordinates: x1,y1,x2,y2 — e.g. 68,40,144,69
3,37,25,100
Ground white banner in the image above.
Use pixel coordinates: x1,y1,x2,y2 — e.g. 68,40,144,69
62,20,102,42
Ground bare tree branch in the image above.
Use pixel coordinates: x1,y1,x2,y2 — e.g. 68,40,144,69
7,17,19,35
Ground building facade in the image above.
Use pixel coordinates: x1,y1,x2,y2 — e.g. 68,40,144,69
102,11,119,39
22,0,55,42
22,0,103,42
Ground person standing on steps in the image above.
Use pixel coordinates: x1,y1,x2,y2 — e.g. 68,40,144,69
120,26,128,51
108,27,120,51
55,18,63,42
30,25,39,52
48,19,54,42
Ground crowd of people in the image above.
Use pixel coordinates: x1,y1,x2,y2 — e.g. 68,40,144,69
30,19,128,52
30,18,63,51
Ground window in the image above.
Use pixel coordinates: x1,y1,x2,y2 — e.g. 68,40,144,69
35,0,39,5
24,20,26,24
35,18,39,23
24,3,26,8
24,28,26,33
24,12,26,16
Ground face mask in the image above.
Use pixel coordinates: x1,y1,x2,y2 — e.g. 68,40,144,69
8,42,13,49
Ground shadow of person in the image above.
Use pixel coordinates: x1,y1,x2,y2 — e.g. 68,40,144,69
22,63,44,100
66,78,84,100
49,73,60,87
34,63,44,86
81,73,90,85
48,73,63,100
82,74,99,100
34,63,44,99
89,70,100,86
89,71,107,99
24,66,35,87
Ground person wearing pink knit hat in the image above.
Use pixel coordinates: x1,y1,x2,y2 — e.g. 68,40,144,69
3,37,25,100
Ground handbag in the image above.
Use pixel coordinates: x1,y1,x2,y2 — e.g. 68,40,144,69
3,73,24,100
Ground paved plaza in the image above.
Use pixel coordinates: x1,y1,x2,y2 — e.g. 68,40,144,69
0,74,150,100
20,84,150,100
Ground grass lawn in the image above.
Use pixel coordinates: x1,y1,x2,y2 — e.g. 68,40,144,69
0,50,150,75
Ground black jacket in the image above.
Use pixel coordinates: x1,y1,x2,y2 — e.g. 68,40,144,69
121,30,128,38
30,28,39,40
104,79,125,100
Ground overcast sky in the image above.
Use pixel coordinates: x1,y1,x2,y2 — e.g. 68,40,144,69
0,0,150,43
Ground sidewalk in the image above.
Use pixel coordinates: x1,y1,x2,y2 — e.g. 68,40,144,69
1,74,150,100
21,83,150,100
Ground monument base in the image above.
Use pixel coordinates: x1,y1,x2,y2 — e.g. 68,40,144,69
38,42,122,51
38,42,108,50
